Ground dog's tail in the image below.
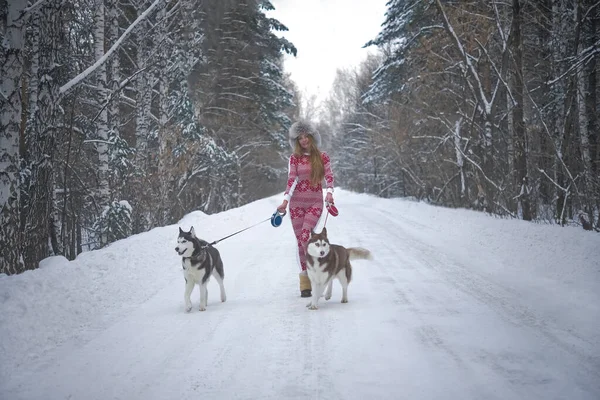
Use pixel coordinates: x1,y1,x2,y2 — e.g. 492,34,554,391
347,247,373,261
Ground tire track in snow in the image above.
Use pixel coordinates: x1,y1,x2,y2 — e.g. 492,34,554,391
352,204,600,395
392,208,600,379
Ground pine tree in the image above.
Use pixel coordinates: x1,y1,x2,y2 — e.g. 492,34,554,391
193,0,297,203
363,0,435,103
92,200,133,245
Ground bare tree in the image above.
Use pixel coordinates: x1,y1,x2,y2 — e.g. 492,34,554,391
94,0,111,241
360,0,598,228
510,0,531,220
575,0,598,228
1,0,28,274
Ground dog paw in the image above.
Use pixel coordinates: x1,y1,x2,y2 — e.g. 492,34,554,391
185,306,192,313
341,299,348,303
325,295,331,301
199,306,206,312
308,304,319,310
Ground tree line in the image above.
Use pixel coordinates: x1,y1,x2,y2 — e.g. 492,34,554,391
320,0,598,232
2,0,598,276
1,0,299,275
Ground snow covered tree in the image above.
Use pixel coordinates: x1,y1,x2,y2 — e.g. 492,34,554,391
1,0,300,274
326,55,404,199
574,0,599,228
363,0,436,103
193,0,296,203
509,0,531,220
134,0,152,159
21,0,65,267
93,0,110,209
361,0,598,228
92,200,133,246
0,0,27,275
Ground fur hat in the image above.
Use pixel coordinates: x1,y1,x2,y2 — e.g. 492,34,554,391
288,120,321,150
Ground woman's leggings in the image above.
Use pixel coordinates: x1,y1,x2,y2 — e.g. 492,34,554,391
289,193,323,271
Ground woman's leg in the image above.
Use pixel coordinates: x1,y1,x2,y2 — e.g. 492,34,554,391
290,207,312,297
289,206,307,270
299,204,323,251
291,204,323,271
290,192,324,297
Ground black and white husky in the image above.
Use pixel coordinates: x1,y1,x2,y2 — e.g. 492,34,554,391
175,226,226,312
305,227,372,310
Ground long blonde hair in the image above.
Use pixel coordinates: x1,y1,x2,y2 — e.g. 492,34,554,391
294,135,324,187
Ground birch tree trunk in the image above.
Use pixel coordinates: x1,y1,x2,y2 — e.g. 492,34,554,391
35,5,61,256
22,0,63,269
453,117,466,202
156,0,169,224
107,0,120,153
0,0,27,275
506,90,514,174
575,0,595,227
587,3,599,229
135,0,152,158
511,0,531,220
94,0,110,213
551,0,569,223
27,12,40,132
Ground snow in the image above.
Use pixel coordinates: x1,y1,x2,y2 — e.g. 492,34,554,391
59,0,162,95
1,189,599,400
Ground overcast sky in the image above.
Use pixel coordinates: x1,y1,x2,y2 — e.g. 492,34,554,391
267,0,388,104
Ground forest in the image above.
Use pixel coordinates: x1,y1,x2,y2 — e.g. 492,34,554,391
1,0,598,275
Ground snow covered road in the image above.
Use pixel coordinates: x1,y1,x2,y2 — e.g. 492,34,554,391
1,190,599,399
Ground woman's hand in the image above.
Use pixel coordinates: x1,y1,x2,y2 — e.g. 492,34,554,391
277,200,288,213
325,192,333,204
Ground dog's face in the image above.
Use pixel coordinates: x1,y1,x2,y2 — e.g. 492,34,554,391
306,227,330,258
175,226,196,257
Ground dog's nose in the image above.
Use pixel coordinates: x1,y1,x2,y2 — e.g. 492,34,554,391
320,251,325,256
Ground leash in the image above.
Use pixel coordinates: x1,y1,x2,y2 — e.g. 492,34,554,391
205,217,271,247
323,209,330,228
203,209,287,247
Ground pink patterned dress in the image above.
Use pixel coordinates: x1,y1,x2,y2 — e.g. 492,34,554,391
284,152,334,271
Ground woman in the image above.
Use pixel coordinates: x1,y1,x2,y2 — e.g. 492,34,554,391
277,120,334,297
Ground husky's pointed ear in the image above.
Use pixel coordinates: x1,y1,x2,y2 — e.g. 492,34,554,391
179,227,184,234
190,226,196,237
321,227,327,236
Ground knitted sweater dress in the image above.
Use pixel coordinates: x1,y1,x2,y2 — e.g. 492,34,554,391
284,151,334,271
